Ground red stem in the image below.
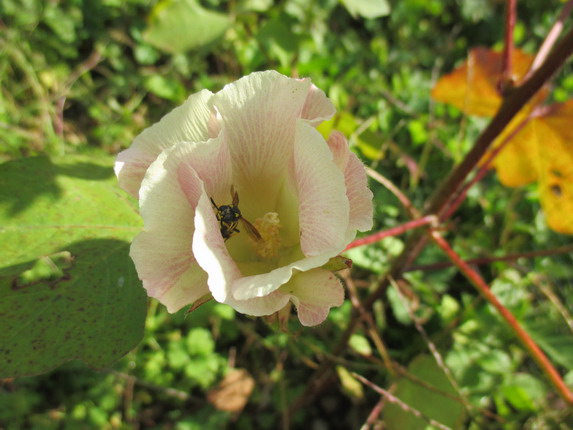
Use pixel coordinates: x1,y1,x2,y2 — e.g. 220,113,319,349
440,113,532,220
526,0,573,79
344,216,436,251
500,0,517,92
429,231,573,406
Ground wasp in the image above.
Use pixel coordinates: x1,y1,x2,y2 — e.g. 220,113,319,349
210,186,262,242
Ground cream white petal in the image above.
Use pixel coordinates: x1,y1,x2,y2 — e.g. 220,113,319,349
211,71,312,211
294,122,350,257
281,269,345,327
300,84,336,126
224,290,290,317
116,89,216,197
131,147,206,310
159,268,209,313
175,137,233,204
132,230,209,313
327,132,374,233
232,250,340,300
134,137,233,313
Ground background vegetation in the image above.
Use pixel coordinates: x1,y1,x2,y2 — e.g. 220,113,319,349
1,0,573,428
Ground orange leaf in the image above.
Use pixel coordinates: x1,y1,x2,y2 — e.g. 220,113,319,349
431,47,535,117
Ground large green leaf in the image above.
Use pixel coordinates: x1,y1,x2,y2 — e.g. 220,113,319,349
143,0,230,54
383,355,467,429
0,155,146,377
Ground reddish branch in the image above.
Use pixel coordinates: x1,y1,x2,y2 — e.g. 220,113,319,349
406,243,573,272
290,26,573,414
426,26,573,220
439,113,532,221
500,0,517,92
527,0,573,78
344,216,436,251
429,231,573,406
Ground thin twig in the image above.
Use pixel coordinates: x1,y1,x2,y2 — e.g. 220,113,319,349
439,112,533,221
110,370,190,401
54,49,104,140
500,0,517,92
388,277,473,415
360,398,385,430
343,271,395,375
344,216,437,251
526,0,573,79
530,275,573,334
428,231,573,406
405,243,573,272
366,167,420,217
351,372,453,430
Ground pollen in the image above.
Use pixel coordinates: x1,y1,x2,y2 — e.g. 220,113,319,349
251,212,281,259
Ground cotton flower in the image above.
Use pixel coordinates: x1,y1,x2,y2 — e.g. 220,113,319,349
115,71,373,326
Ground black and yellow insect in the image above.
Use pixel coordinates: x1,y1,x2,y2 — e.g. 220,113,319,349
210,187,262,242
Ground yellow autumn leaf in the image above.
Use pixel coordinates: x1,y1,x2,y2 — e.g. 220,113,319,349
432,46,573,234
490,111,539,187
432,47,534,117
533,101,573,234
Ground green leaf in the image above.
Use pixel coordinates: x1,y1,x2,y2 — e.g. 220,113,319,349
501,373,545,412
143,0,230,54
340,0,391,19
336,366,364,400
186,327,215,356
0,155,147,377
144,74,186,102
256,15,300,68
383,355,467,429
349,334,372,355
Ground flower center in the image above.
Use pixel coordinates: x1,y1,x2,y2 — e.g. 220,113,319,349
249,212,281,259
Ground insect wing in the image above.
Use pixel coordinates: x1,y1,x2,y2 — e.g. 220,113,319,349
240,217,262,242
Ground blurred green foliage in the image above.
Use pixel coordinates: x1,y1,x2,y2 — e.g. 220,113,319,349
1,0,573,428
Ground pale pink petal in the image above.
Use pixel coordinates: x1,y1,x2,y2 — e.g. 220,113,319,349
281,269,345,327
294,122,350,256
328,131,373,232
131,147,207,311
326,131,350,171
232,250,339,300
301,84,336,126
345,152,374,232
212,71,312,206
150,258,209,313
133,137,233,312
192,192,243,303
175,137,232,205
115,90,216,197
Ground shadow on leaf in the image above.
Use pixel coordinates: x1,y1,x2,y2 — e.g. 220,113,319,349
0,156,114,216
0,237,147,378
